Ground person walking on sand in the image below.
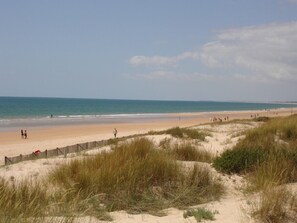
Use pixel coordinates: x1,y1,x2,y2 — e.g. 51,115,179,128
21,129,24,139
24,130,27,139
113,128,118,138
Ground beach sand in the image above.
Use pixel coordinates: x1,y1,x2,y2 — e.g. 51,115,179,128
0,108,294,164
0,108,296,222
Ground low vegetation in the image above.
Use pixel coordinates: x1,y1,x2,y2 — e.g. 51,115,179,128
213,147,265,174
212,115,297,222
0,178,111,223
251,187,297,223
5,115,297,222
171,142,214,163
0,138,224,221
0,179,48,222
183,207,218,222
150,127,209,141
50,138,223,213
213,115,297,181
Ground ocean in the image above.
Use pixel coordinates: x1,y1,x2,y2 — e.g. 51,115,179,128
0,97,296,131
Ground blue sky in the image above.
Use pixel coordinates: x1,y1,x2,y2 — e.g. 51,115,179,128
1,0,297,101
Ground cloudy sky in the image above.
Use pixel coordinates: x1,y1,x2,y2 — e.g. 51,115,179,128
1,1,297,101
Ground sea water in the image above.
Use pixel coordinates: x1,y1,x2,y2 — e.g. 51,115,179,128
0,97,295,131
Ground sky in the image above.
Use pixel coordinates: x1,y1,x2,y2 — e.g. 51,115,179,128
0,0,297,102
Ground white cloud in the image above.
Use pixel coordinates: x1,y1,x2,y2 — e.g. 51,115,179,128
129,70,219,81
200,22,297,81
129,21,297,83
129,51,199,67
129,56,177,66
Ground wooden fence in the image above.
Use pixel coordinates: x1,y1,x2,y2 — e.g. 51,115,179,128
4,140,109,165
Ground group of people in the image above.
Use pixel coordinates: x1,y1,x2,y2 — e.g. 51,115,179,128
21,129,28,139
211,116,229,122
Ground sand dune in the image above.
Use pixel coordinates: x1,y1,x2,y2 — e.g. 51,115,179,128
0,108,295,222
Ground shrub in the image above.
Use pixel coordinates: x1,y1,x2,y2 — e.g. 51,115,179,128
214,115,297,174
183,207,218,222
155,127,208,140
213,147,265,174
165,127,184,138
254,116,270,122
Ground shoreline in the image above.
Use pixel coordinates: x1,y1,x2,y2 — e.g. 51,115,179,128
1,106,296,131
0,107,295,165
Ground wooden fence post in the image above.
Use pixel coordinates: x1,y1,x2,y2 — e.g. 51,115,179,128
5,156,8,165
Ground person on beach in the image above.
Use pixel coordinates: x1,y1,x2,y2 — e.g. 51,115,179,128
113,128,118,138
24,130,27,139
21,129,24,139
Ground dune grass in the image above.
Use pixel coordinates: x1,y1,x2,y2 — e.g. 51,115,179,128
159,138,214,163
150,127,209,141
171,142,214,163
50,138,224,213
251,186,297,223
0,178,111,222
0,179,48,222
247,146,297,191
211,115,297,222
0,136,223,221
214,115,297,180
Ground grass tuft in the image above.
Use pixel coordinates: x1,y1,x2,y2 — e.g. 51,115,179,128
0,178,48,221
50,138,224,213
251,187,297,223
171,142,214,163
183,207,218,222
151,127,209,141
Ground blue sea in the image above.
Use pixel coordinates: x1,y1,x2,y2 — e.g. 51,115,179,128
0,97,296,131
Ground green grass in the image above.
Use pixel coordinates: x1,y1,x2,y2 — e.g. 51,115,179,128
50,138,224,213
171,142,214,163
213,115,297,177
150,127,209,141
183,207,218,222
213,147,265,174
210,115,297,222
254,116,270,122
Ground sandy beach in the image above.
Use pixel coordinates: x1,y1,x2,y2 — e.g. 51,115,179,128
0,108,295,164
0,107,296,222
